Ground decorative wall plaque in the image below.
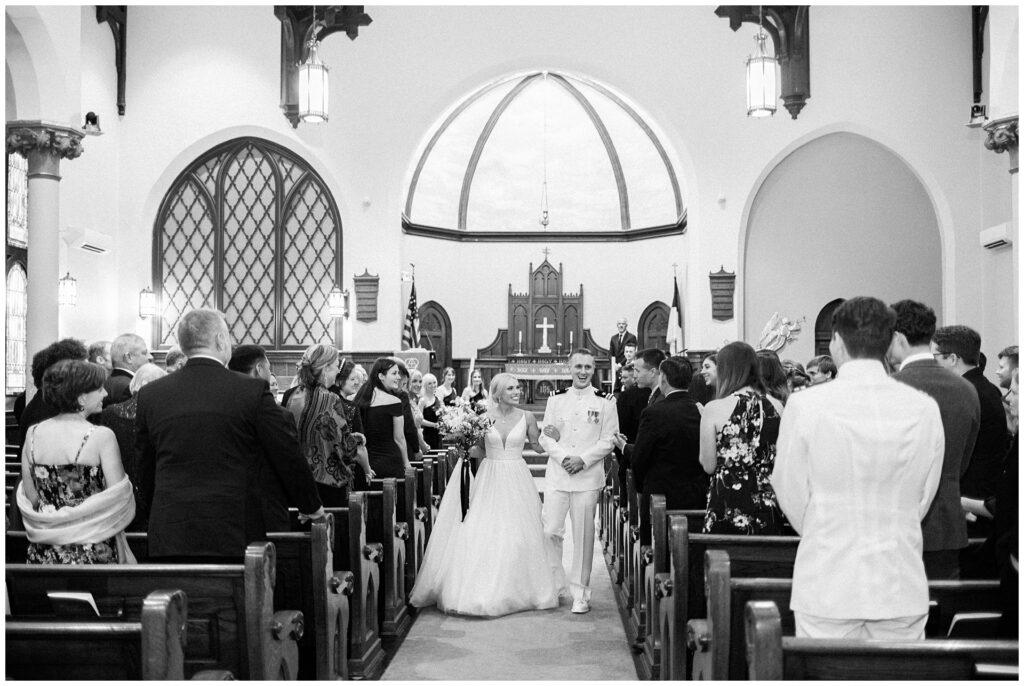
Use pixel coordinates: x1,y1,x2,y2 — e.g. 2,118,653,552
353,269,379,322
709,266,736,321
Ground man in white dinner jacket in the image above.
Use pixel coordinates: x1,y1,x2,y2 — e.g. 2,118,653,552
539,348,619,614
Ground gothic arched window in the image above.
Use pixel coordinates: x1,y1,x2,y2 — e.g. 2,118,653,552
153,138,342,350
6,263,28,392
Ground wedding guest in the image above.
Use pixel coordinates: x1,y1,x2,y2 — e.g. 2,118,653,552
438,366,458,406
137,309,324,561
100,362,166,531
19,338,89,445
693,352,718,404
757,349,790,406
18,359,135,564
87,340,113,376
634,348,667,407
287,344,373,507
614,361,650,509
409,369,431,453
701,341,787,534
997,345,1019,432
805,355,837,385
932,325,1007,502
608,317,638,366
103,334,153,408
787,367,812,394
419,373,444,449
351,364,368,395
773,297,943,639
613,356,704,514
614,343,638,393
164,346,187,373
889,300,980,579
394,360,426,464
355,357,410,479
462,369,489,409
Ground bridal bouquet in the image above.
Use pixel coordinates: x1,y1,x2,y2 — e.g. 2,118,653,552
437,400,493,453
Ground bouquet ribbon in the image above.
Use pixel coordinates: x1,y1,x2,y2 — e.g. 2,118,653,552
460,450,472,521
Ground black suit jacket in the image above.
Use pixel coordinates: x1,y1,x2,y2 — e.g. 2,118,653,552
609,331,638,366
630,390,706,510
962,367,1009,498
616,385,651,445
103,368,133,408
894,358,980,551
136,358,322,558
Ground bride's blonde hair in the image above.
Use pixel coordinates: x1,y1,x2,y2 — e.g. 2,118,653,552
488,373,519,411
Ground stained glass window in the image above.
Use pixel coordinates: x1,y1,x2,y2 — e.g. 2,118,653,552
7,153,28,247
153,138,342,349
6,263,28,392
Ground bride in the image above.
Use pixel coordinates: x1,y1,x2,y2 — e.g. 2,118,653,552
409,373,560,616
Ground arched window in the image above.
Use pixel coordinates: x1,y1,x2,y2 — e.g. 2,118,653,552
7,153,28,247
404,70,685,241
6,263,28,392
153,138,342,349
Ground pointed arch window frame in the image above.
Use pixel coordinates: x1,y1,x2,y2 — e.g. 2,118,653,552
402,70,687,242
151,137,344,350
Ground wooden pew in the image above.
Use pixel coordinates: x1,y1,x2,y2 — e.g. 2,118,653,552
627,488,650,648
364,479,412,641
601,455,620,566
615,470,638,612
410,456,437,543
653,514,800,680
6,588,234,680
744,600,1019,680
6,543,302,679
396,467,427,600
689,549,1006,680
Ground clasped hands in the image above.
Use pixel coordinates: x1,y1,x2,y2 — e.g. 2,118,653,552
610,432,628,450
542,425,585,475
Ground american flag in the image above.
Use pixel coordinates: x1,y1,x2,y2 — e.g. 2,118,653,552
402,280,420,350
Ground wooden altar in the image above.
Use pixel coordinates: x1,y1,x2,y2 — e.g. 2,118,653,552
475,259,611,403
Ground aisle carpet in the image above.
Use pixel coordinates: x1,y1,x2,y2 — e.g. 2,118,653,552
382,515,636,681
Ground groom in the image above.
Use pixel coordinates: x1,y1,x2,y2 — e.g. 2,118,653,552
539,348,619,614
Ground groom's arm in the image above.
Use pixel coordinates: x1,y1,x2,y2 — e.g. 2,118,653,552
580,397,619,467
538,397,567,461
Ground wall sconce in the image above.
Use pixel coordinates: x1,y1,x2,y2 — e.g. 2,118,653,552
139,287,157,318
58,272,77,307
328,284,349,319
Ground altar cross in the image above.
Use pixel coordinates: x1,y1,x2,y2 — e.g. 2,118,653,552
536,316,554,353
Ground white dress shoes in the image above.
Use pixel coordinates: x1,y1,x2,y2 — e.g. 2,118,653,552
571,598,590,614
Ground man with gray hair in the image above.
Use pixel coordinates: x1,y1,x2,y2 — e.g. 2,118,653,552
137,309,323,561
103,333,152,407
164,346,187,372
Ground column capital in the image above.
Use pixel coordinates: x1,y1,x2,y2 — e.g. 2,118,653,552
6,120,85,161
983,115,1019,174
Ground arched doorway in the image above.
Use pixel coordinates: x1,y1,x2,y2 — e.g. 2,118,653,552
814,298,845,356
418,300,451,374
638,301,669,351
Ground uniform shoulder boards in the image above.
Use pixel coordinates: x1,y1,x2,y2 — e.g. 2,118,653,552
551,387,569,396
593,388,610,398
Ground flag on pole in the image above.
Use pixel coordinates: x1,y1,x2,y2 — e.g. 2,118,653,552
666,275,684,355
402,280,420,350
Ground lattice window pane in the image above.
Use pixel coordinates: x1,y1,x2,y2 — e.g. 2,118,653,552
6,264,28,392
7,153,28,247
221,146,277,346
160,181,216,345
281,177,335,345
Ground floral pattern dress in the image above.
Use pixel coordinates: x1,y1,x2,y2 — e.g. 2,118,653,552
703,391,789,535
26,426,117,564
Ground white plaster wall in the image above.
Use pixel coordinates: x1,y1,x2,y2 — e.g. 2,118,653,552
987,5,1019,120
10,5,1015,365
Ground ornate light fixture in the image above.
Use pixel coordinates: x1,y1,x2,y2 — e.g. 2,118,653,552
297,6,329,124
328,284,349,319
139,287,157,318
746,7,778,118
58,272,77,307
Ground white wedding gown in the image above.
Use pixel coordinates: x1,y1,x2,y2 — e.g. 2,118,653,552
409,414,560,617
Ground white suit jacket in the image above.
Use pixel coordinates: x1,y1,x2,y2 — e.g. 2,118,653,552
539,385,618,492
771,359,944,620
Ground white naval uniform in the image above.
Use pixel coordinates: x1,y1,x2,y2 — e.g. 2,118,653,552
538,384,619,602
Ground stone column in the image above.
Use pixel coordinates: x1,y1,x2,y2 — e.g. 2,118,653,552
6,121,85,398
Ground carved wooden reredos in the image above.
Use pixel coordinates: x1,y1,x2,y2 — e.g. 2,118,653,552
476,259,607,361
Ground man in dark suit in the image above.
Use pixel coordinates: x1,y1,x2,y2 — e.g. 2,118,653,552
615,362,650,507
137,309,323,561
890,301,980,579
18,338,88,445
932,325,1008,503
633,348,666,407
619,356,705,509
102,333,152,407
608,318,638,366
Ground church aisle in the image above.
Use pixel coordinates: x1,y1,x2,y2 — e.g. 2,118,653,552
382,517,636,680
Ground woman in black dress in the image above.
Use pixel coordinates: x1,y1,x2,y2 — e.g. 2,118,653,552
461,369,489,411
355,357,409,478
419,373,443,449
438,366,458,407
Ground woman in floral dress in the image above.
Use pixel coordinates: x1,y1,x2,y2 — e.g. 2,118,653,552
20,359,134,564
699,341,789,535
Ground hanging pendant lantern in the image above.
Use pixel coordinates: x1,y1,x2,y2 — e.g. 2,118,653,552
139,287,158,318
746,8,778,118
58,272,77,307
298,9,329,124
328,284,349,319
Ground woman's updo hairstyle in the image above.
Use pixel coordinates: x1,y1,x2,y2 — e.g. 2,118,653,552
297,343,339,390
43,359,107,413
337,357,356,387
